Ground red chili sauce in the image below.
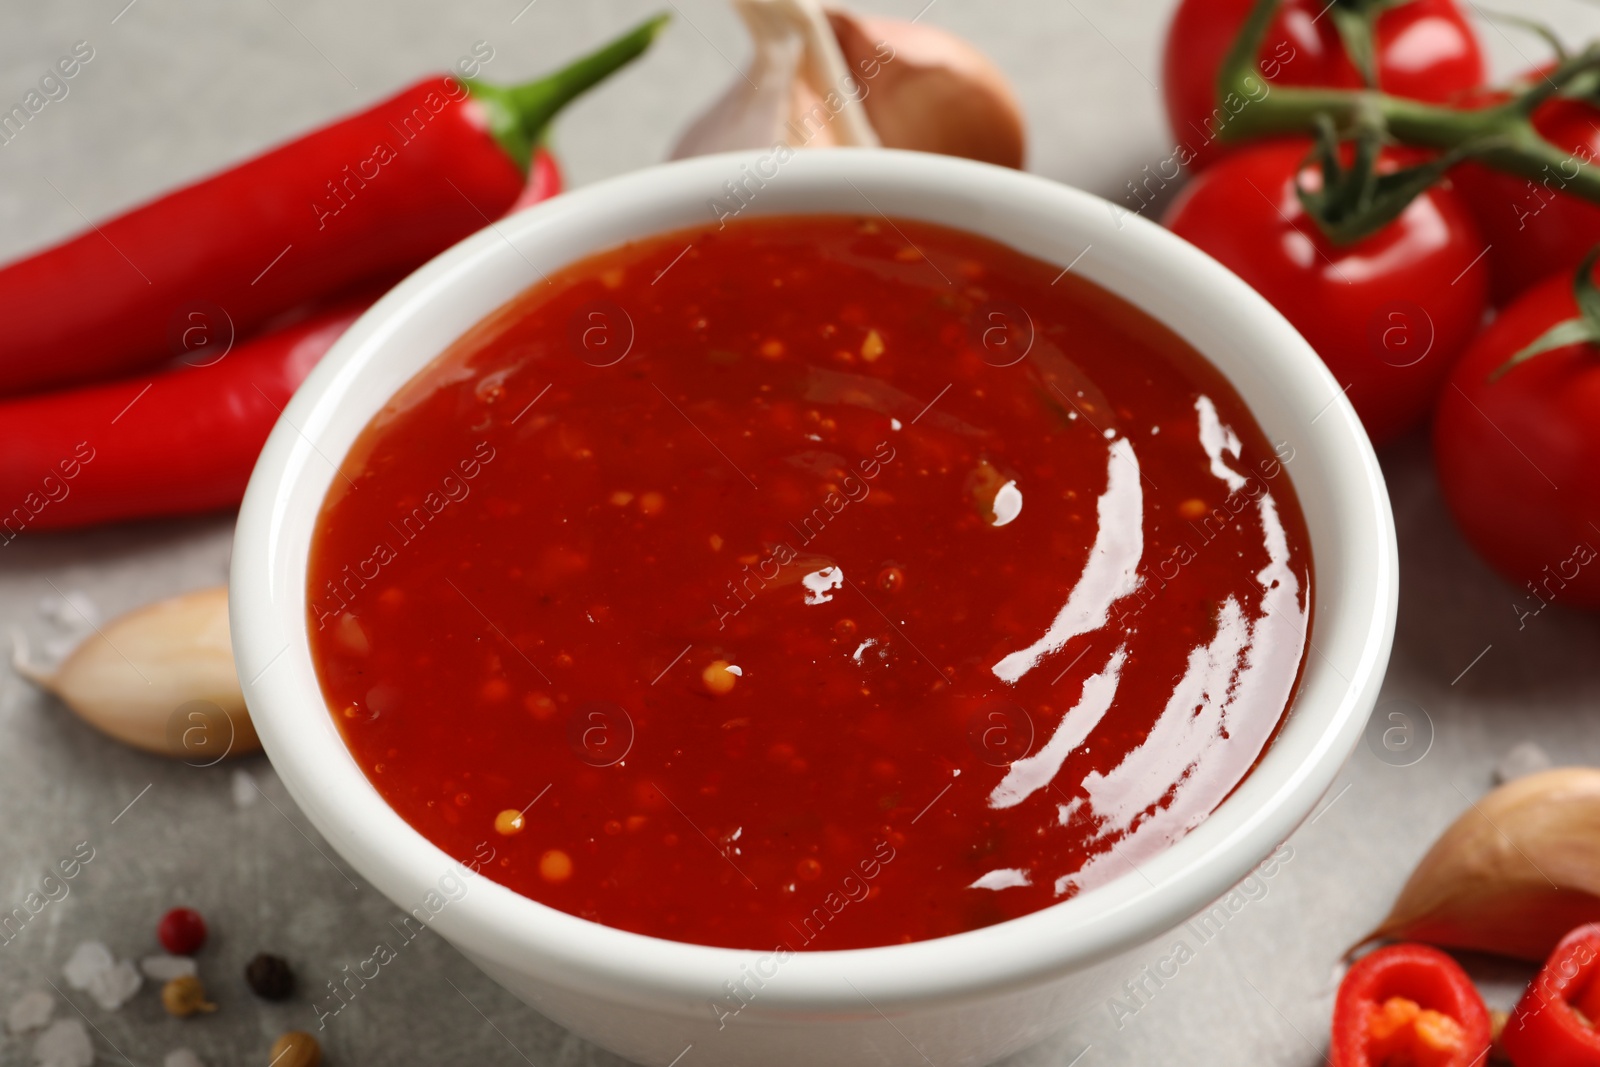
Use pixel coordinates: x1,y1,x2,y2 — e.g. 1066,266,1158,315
308,215,1312,951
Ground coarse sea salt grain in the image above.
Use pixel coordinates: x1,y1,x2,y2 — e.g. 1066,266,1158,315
232,767,258,808
62,939,142,1010
62,941,114,989
141,955,198,982
36,592,101,664
164,1049,205,1067
38,591,99,629
1494,740,1554,785
6,990,53,1034
33,1017,92,1067
84,959,142,1011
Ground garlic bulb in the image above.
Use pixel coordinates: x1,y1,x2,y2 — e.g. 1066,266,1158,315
1362,767,1600,961
674,0,877,156
672,0,1024,168
14,586,258,762
827,9,1025,168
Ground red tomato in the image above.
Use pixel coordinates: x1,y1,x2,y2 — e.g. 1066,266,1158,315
1162,0,1485,172
1163,140,1490,445
1435,269,1600,608
1454,84,1600,305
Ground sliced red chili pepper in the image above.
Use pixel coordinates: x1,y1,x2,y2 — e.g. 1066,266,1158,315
1503,923,1600,1067
0,16,662,398
1332,944,1491,1067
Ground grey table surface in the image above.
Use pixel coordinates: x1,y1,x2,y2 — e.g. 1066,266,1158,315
3,1,1599,1065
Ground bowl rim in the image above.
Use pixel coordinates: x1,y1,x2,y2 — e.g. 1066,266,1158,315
231,147,1397,1015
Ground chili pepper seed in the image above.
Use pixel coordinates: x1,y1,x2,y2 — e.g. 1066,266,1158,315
703,660,737,695
540,849,573,883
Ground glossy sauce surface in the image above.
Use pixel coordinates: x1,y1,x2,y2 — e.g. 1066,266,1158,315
308,215,1312,950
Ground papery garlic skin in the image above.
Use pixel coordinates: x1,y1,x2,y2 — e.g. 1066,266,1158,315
828,10,1026,169
672,0,879,159
15,586,258,761
1364,767,1600,961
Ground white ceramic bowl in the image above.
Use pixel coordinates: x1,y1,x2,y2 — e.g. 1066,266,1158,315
232,149,1397,1067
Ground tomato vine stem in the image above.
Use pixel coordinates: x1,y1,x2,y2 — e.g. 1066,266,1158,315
1214,0,1600,206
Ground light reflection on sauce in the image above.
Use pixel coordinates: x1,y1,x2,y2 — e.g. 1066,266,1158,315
990,438,1144,686
1041,397,1309,898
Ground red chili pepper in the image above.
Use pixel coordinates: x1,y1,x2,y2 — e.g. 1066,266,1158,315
0,297,368,535
1331,944,1492,1067
1503,924,1600,1067
0,99,573,535
509,144,564,215
0,15,664,398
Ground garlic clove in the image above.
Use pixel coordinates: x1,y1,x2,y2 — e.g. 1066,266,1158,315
827,9,1026,169
786,0,879,147
1361,767,1600,961
672,0,878,158
14,586,258,762
671,0,1028,167
672,0,810,158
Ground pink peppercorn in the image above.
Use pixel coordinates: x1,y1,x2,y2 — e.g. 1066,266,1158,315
157,907,207,956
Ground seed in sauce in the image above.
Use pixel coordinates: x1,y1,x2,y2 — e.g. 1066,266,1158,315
540,850,574,883
861,329,886,362
703,660,737,695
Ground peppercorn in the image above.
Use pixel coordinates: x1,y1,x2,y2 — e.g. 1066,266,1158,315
161,975,217,1018
269,1030,321,1067
245,953,295,1001
157,907,208,956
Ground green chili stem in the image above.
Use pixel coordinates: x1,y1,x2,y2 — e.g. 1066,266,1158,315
467,14,669,174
